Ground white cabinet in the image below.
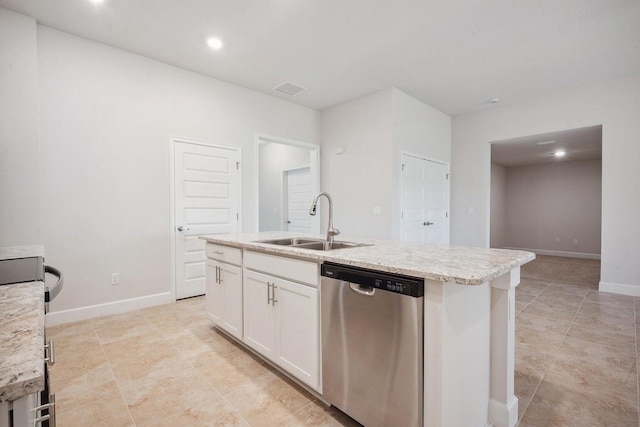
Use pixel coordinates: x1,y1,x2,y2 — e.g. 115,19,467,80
205,244,243,340
243,269,319,391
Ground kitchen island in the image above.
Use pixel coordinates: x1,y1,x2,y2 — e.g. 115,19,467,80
0,246,45,425
201,232,534,427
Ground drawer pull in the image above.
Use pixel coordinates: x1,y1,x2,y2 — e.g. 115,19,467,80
44,340,55,366
212,250,224,255
33,393,56,426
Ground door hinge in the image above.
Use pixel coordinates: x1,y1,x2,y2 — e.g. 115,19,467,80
402,164,406,172
401,211,404,219
236,213,239,220
446,212,449,218
236,162,240,170
446,173,450,180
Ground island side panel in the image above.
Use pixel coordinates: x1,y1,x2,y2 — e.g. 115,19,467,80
488,268,520,427
424,279,491,427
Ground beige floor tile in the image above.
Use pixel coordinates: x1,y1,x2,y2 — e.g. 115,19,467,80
519,380,638,427
516,312,572,336
148,399,250,427
224,376,314,427
572,311,636,336
520,299,579,321
152,315,212,340
46,319,95,342
515,368,543,402
565,323,636,355
578,302,635,322
195,346,276,395
48,335,108,382
276,402,343,427
169,329,242,365
110,345,188,389
53,364,121,413
56,393,134,427
101,329,168,365
583,290,635,307
93,311,157,345
539,282,591,298
515,342,557,378
119,366,218,427
515,324,565,353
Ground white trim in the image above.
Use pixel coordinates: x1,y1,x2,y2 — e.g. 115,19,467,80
169,136,242,302
599,281,640,297
489,396,519,427
45,292,172,326
255,133,320,233
503,247,601,260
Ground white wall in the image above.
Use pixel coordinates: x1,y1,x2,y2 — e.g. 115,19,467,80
391,88,451,240
259,143,311,231
320,88,394,239
452,74,640,295
504,160,601,255
489,163,506,249
0,8,40,246
36,26,320,312
320,87,451,240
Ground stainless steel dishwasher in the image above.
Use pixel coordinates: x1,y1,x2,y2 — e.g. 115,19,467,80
321,262,424,427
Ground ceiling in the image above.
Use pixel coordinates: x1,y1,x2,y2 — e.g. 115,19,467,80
1,0,639,116
491,125,602,168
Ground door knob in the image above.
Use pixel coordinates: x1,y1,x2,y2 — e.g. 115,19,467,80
177,225,190,231
287,220,291,224
423,221,434,226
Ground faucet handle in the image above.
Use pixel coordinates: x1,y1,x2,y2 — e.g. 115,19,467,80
329,228,340,236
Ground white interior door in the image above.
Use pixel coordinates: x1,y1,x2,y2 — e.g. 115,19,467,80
401,154,449,244
174,140,240,299
284,166,312,233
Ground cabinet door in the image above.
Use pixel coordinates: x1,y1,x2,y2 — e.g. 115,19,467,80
205,259,224,324
274,277,319,390
220,263,243,340
243,270,276,361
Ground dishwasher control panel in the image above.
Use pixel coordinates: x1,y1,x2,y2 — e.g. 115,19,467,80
321,262,424,297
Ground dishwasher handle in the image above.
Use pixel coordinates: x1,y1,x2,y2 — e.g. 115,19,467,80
349,283,375,296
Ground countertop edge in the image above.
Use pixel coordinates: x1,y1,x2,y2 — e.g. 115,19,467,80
200,234,535,285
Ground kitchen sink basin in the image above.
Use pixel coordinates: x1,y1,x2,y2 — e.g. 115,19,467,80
255,237,326,246
255,237,372,251
295,241,372,251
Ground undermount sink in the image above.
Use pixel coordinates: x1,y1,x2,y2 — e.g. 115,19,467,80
255,237,326,246
254,237,372,251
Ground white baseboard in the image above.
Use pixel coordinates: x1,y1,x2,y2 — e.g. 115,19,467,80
599,281,640,297
488,396,519,427
45,292,173,327
503,247,601,260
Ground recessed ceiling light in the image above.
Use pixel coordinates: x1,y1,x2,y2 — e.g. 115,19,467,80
536,140,557,146
554,150,566,158
489,98,500,104
89,0,104,4
207,37,224,50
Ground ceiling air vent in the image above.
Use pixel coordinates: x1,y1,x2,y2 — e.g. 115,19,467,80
273,81,307,96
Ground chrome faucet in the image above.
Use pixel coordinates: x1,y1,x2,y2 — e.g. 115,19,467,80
309,192,340,243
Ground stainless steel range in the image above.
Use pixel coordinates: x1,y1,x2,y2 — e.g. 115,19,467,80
321,262,424,427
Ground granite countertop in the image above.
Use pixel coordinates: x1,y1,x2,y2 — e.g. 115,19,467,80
200,232,535,285
0,245,45,403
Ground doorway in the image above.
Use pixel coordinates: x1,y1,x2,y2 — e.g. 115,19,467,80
400,153,450,244
171,138,241,300
489,125,602,287
283,166,313,233
256,134,320,233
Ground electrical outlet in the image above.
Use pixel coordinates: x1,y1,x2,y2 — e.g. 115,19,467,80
373,206,382,215
573,238,578,245
111,273,120,285
555,238,560,244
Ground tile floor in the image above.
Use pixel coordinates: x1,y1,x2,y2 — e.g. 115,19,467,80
48,256,638,426
47,297,360,427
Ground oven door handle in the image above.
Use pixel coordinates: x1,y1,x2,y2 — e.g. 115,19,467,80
44,265,63,303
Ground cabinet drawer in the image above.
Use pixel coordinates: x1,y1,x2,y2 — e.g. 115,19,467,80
206,243,242,266
244,251,318,287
